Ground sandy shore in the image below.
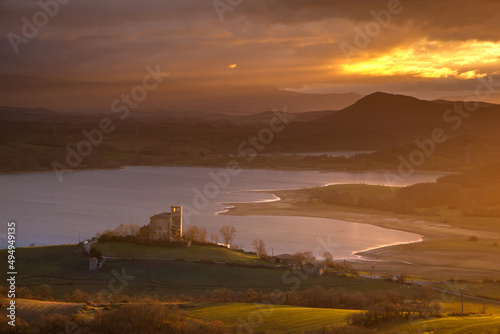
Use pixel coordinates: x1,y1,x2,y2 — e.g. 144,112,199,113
221,189,500,279
220,190,490,240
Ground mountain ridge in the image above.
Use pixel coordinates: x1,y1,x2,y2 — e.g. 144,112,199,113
0,75,362,115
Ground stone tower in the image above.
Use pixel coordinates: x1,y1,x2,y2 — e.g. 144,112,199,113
170,205,183,239
148,205,183,240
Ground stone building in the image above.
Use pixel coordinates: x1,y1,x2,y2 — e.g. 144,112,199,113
147,205,183,240
301,262,324,276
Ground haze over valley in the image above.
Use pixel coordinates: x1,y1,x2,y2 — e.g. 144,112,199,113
2,1,500,333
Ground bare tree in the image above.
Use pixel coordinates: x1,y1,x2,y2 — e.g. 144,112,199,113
128,224,140,236
210,234,219,244
36,284,53,301
100,223,141,237
219,225,236,246
303,251,315,264
185,225,200,241
199,227,207,243
323,251,334,268
293,251,315,266
252,239,267,256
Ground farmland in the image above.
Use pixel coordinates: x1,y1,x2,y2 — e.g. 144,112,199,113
1,244,402,299
93,241,266,264
190,303,361,334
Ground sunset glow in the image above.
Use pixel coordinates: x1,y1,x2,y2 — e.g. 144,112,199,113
2,1,500,103
3,1,500,331
342,39,500,79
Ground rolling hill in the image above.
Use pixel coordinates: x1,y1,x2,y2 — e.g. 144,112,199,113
1,91,500,173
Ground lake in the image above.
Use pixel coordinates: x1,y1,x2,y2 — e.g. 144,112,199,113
0,166,447,258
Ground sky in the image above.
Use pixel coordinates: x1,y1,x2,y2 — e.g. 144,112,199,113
1,0,500,102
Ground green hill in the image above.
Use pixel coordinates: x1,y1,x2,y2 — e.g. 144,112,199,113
190,303,360,334
93,242,266,264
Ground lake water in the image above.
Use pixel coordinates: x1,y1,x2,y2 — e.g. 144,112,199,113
0,166,447,258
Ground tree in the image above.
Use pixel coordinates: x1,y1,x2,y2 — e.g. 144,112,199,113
185,225,200,241
210,234,219,244
293,251,315,266
199,227,207,243
89,246,102,259
252,239,267,256
323,251,334,268
219,225,236,246
36,284,53,301
71,289,88,303
98,223,141,238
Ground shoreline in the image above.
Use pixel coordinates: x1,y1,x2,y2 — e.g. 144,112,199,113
352,236,424,259
219,189,459,241
219,194,427,261
219,188,500,278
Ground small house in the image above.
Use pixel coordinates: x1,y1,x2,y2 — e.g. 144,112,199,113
301,262,324,276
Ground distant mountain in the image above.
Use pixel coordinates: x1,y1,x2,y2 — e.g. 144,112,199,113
2,91,500,173
0,105,336,125
238,109,337,123
314,92,500,137
0,76,361,114
265,92,500,152
438,93,500,105
0,106,62,122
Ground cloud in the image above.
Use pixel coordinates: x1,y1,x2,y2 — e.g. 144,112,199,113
342,39,500,79
1,0,499,101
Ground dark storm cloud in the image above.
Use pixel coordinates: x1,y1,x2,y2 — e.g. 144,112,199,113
0,0,499,98
243,0,500,39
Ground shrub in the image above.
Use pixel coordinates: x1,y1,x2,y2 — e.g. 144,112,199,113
83,299,235,333
35,284,53,301
37,314,68,334
320,325,378,333
0,316,31,333
397,182,465,208
71,289,88,303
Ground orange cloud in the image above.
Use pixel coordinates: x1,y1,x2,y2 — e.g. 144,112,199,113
341,39,500,79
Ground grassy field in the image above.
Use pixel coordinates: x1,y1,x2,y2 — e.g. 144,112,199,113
4,298,500,333
189,300,500,333
93,242,266,264
389,315,500,334
190,303,360,333
435,281,500,301
0,299,83,326
360,238,500,278
436,292,500,315
440,210,500,235
1,244,404,299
